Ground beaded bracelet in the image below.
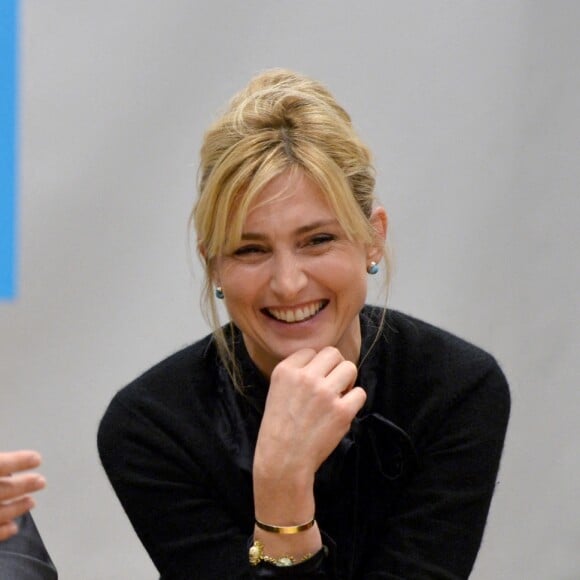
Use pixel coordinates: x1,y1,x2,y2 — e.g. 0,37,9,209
249,540,313,567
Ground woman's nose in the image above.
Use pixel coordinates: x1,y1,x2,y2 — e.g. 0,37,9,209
269,253,308,299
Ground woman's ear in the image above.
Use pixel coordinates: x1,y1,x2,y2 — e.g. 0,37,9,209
368,207,388,263
198,242,208,263
199,244,220,285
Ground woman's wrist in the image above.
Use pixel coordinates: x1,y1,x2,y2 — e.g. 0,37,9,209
253,449,315,485
253,468,315,524
253,497,316,529
252,482,321,561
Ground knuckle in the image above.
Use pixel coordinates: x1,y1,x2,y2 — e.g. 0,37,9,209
298,367,318,388
341,360,358,378
0,483,15,500
345,360,358,372
335,403,354,422
271,361,294,383
270,364,284,382
322,346,342,359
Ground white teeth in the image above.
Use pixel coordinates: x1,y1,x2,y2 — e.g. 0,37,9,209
268,301,324,323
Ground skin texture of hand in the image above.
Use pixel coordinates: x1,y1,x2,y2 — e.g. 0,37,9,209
252,347,366,559
0,450,46,542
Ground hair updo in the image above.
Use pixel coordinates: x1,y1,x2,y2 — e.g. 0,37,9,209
191,69,385,387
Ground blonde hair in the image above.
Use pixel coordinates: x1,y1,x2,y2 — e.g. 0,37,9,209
191,68,387,388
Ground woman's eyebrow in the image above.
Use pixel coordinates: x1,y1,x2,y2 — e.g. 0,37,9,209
295,219,339,235
241,219,339,240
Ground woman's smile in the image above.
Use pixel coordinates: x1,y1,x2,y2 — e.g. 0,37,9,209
263,300,329,323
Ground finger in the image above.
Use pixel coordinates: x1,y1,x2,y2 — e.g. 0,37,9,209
275,348,317,369
0,495,35,527
324,360,358,394
0,451,42,476
306,346,345,377
339,386,367,417
0,472,46,502
0,520,19,542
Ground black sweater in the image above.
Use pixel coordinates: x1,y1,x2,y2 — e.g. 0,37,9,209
98,307,510,579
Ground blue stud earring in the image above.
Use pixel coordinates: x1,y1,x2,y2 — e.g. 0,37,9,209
367,261,379,275
215,286,224,299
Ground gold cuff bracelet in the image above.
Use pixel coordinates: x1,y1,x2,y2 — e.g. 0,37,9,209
255,517,316,534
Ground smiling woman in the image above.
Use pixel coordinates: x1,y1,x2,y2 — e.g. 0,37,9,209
98,69,510,579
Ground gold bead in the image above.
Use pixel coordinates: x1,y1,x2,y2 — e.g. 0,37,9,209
276,556,294,566
248,541,263,566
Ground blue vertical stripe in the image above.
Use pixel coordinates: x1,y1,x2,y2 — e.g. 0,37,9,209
0,1,18,300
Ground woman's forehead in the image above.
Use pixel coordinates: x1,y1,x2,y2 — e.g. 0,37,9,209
242,169,334,224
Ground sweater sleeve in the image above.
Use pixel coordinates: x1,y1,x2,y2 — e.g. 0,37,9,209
360,356,510,579
98,392,254,579
0,513,58,580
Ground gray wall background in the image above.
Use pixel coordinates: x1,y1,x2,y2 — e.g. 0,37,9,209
1,1,578,578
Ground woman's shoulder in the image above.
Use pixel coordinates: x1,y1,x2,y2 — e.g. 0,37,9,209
366,306,500,367
101,332,220,422
362,305,509,400
97,332,226,468
361,306,510,435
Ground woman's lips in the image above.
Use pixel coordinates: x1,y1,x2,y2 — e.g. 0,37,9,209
263,300,328,323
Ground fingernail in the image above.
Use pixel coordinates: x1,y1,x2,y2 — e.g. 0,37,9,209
26,451,42,466
30,479,45,492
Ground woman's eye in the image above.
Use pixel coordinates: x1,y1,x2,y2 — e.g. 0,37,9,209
308,234,335,246
233,245,266,256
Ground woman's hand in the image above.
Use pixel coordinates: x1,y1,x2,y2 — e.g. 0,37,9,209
252,347,366,559
0,451,46,541
255,346,366,480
